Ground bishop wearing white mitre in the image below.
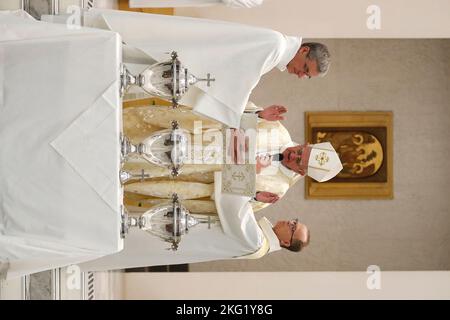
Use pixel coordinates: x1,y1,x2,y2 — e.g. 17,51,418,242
80,105,342,270
84,9,331,127
121,102,343,214
129,0,264,8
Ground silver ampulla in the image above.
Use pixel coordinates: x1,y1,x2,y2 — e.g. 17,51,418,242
120,120,189,180
120,194,218,251
120,51,215,107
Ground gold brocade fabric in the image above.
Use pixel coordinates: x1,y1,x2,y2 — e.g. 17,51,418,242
123,105,299,214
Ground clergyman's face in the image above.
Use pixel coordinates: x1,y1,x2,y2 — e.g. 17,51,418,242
273,220,308,248
281,144,310,175
286,46,319,79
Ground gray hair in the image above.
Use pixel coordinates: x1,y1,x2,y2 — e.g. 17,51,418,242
301,42,331,77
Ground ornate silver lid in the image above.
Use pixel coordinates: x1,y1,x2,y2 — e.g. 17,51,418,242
121,194,216,251
120,120,189,178
120,51,215,107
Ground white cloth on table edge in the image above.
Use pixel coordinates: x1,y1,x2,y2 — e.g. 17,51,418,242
50,82,121,212
79,172,280,271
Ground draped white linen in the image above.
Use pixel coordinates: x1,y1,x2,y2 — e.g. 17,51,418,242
0,11,123,279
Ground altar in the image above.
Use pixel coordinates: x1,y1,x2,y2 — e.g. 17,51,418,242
0,8,267,278
0,11,124,279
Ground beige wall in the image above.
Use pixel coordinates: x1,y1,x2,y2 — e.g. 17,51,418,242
189,39,450,272
176,0,450,38
124,272,450,299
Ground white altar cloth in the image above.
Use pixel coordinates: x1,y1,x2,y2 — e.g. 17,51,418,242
0,11,123,279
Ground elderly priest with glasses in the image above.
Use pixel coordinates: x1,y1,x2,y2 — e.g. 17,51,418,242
80,172,309,271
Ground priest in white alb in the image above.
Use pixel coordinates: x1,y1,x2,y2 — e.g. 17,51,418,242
84,9,331,127
79,171,309,271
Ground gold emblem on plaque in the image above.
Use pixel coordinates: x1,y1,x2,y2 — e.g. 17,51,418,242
316,152,329,166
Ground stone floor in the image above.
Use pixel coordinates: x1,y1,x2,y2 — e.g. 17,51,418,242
0,269,124,300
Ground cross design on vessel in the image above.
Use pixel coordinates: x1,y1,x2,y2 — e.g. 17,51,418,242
198,73,216,87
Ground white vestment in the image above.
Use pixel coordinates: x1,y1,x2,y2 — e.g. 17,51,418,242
130,0,263,8
120,101,303,213
84,9,301,127
80,172,280,271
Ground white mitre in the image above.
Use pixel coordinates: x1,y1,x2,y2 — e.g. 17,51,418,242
307,142,343,182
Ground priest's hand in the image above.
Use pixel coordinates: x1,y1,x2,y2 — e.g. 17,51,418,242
255,191,280,204
256,154,272,173
257,105,287,121
229,128,248,164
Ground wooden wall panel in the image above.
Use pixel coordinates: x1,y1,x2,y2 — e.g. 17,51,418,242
118,0,174,15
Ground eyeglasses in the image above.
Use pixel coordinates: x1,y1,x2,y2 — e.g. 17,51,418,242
302,60,311,79
289,218,299,244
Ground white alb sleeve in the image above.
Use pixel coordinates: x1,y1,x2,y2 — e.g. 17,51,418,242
213,172,263,250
